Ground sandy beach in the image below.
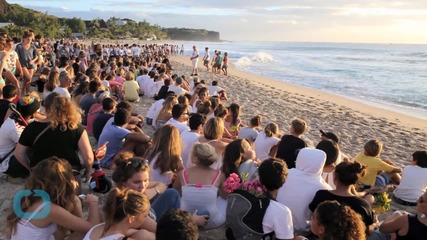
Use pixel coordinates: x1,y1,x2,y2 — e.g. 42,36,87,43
0,52,426,238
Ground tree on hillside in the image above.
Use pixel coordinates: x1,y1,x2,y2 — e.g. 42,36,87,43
64,17,86,33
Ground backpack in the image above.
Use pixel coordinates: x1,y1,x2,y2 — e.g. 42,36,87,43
226,189,272,240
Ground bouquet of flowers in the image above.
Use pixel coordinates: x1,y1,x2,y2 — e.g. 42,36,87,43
223,173,267,198
373,192,392,212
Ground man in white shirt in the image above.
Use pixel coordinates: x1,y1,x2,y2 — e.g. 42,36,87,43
168,77,188,96
190,45,199,76
259,158,295,240
181,113,205,167
136,69,151,95
203,47,210,71
53,71,71,98
166,104,190,133
149,73,167,98
146,92,176,126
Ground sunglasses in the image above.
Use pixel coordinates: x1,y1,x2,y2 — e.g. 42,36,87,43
418,196,425,204
125,159,149,169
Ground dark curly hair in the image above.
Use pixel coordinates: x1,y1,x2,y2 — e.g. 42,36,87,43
314,200,366,240
156,208,198,240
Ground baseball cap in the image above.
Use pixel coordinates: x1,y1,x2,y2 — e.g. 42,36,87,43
319,130,339,143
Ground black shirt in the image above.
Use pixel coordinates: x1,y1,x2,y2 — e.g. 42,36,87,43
0,99,11,128
155,85,169,100
396,214,427,240
93,112,114,141
19,121,85,170
276,135,307,169
309,190,374,227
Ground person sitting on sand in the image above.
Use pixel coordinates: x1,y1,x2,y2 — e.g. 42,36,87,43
316,139,340,189
153,96,178,129
173,143,226,230
238,115,262,143
393,150,427,206
319,129,350,163
277,148,331,235
309,161,378,235
208,80,228,100
154,78,171,100
122,71,140,102
98,108,151,168
146,124,184,186
0,85,18,128
168,77,188,96
181,113,205,168
353,139,402,187
83,188,151,240
222,139,259,180
311,200,366,240
276,118,308,169
192,86,209,110
6,157,101,240
156,209,198,240
254,122,281,161
92,97,116,142
165,104,191,134
379,190,427,240
258,158,295,239
0,95,40,177
224,103,243,137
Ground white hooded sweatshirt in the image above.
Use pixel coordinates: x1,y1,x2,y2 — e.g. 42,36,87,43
276,148,332,233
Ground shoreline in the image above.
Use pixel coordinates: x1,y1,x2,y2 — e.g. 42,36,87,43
171,55,427,132
170,54,426,168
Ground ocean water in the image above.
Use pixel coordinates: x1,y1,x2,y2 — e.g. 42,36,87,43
182,42,427,119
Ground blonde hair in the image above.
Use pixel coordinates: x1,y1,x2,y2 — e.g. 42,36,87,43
103,188,150,236
45,95,82,131
364,139,383,157
204,117,225,140
126,72,135,81
264,123,279,137
191,143,217,167
145,124,183,174
6,157,77,238
159,96,177,116
291,118,307,135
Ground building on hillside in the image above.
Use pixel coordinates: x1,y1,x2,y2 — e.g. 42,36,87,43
0,22,13,28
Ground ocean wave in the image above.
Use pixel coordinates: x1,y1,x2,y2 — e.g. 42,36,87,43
234,52,275,67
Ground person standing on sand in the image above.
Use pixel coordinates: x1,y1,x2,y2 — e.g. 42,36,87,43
222,52,229,76
190,46,199,76
203,47,210,71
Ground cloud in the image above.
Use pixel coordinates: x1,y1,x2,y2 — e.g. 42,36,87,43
7,0,427,43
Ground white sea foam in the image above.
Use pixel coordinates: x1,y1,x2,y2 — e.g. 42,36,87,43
234,52,275,67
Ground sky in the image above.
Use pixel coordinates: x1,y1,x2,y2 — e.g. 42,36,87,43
7,0,427,44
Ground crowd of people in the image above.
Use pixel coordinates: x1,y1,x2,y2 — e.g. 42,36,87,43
0,30,426,240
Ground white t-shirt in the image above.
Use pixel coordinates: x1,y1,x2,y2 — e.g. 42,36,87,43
168,85,187,96
149,81,164,98
208,85,224,96
263,200,294,240
180,130,200,168
192,50,199,59
0,118,24,172
238,127,258,142
254,132,280,161
146,99,165,119
53,87,71,98
101,80,110,88
166,118,190,134
394,165,427,203
203,50,210,61
137,75,151,94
